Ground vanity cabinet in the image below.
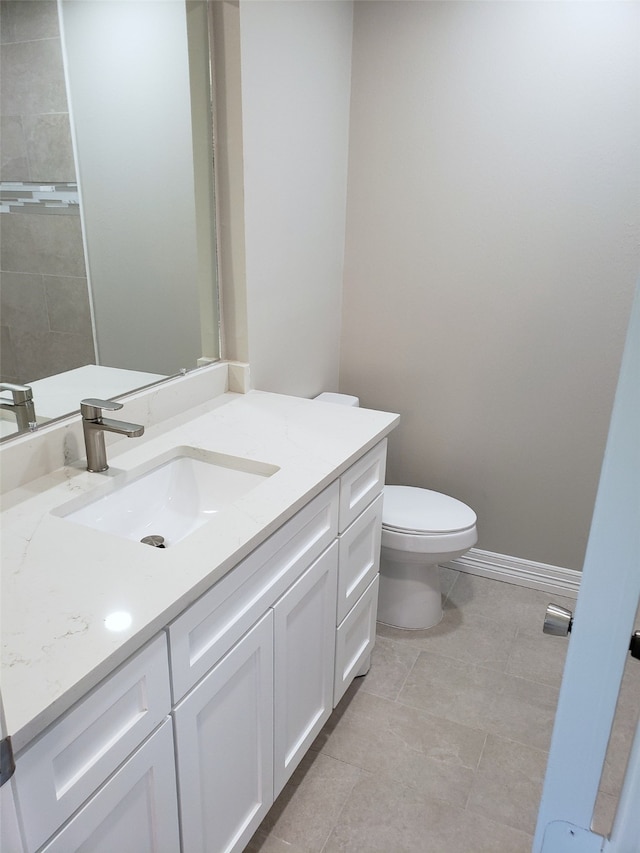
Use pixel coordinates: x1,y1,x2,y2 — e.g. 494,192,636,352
168,441,385,852
12,634,173,853
10,439,388,853
169,485,340,852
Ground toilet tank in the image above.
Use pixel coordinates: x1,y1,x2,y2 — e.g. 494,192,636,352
314,392,360,407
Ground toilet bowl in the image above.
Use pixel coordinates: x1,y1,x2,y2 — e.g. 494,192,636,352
379,485,477,629
313,393,477,631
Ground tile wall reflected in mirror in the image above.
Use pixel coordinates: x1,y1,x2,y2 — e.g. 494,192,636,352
1,0,95,386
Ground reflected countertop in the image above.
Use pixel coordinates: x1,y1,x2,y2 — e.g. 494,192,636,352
1,390,399,752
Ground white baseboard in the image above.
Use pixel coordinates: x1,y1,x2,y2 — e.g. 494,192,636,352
443,548,581,600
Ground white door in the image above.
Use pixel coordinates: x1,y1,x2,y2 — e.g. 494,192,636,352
273,543,338,797
533,283,640,853
173,610,274,853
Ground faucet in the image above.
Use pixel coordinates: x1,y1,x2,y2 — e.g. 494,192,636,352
0,383,36,432
80,398,144,473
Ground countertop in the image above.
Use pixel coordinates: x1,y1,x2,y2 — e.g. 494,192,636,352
1,390,399,752
1,365,166,438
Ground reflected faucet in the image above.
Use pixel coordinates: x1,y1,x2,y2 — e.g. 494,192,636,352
0,383,36,432
81,398,144,473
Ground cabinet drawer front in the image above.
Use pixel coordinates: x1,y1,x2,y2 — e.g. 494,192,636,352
15,634,171,853
174,611,274,853
273,543,338,797
169,482,339,701
40,719,180,853
337,493,383,624
334,575,380,707
338,440,386,532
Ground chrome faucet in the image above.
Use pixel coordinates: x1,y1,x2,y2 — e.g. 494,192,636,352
80,398,144,472
0,383,36,432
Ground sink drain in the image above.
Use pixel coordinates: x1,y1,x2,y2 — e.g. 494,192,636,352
141,534,166,548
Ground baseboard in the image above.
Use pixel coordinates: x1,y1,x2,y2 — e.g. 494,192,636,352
443,548,581,600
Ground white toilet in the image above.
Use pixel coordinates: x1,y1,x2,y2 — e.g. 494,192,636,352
314,393,478,630
379,485,477,629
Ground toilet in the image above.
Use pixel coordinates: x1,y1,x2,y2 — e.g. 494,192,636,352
314,393,478,630
379,485,477,629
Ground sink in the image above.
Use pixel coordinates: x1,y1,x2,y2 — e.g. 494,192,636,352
53,446,279,546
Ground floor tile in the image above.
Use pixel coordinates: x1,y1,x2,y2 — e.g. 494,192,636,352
591,789,620,838
397,651,506,730
378,604,517,672
484,671,559,752
245,830,313,853
446,573,575,636
465,733,548,834
322,772,533,853
506,624,568,687
256,751,363,852
398,651,558,751
359,634,421,701
439,565,460,600
314,687,486,808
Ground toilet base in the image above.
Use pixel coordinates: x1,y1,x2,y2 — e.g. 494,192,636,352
377,547,443,630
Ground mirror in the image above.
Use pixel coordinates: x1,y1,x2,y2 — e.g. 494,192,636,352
0,0,219,440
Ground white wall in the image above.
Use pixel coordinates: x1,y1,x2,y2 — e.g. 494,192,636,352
238,0,353,396
340,1,640,569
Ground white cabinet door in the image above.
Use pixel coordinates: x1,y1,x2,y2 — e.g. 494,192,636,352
174,611,274,853
273,543,338,797
334,575,380,707
1,779,24,853
15,634,171,853
40,719,180,853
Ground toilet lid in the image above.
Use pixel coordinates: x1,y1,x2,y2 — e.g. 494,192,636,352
382,486,476,535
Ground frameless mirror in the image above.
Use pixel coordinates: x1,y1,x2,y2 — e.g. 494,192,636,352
0,0,219,441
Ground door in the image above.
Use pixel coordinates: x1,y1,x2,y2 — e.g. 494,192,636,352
273,543,338,797
173,611,274,853
533,282,640,852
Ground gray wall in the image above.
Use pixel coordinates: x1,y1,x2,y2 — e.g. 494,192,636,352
339,1,640,569
0,0,94,384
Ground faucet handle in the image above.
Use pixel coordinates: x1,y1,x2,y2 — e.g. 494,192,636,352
0,383,33,404
81,398,124,420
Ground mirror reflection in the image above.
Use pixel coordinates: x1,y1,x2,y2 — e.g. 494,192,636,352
0,0,219,440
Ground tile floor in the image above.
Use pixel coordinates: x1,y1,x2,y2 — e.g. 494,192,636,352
246,569,639,853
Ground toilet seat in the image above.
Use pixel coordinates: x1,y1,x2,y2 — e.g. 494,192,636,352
382,486,477,535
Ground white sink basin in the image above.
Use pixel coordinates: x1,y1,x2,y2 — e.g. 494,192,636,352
54,446,279,547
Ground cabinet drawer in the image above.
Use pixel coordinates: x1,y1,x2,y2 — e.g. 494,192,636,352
15,634,171,853
169,482,339,701
40,719,180,853
338,440,386,532
334,575,379,707
337,493,383,624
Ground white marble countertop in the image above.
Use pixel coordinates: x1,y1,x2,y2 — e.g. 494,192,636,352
0,365,166,438
1,390,399,752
